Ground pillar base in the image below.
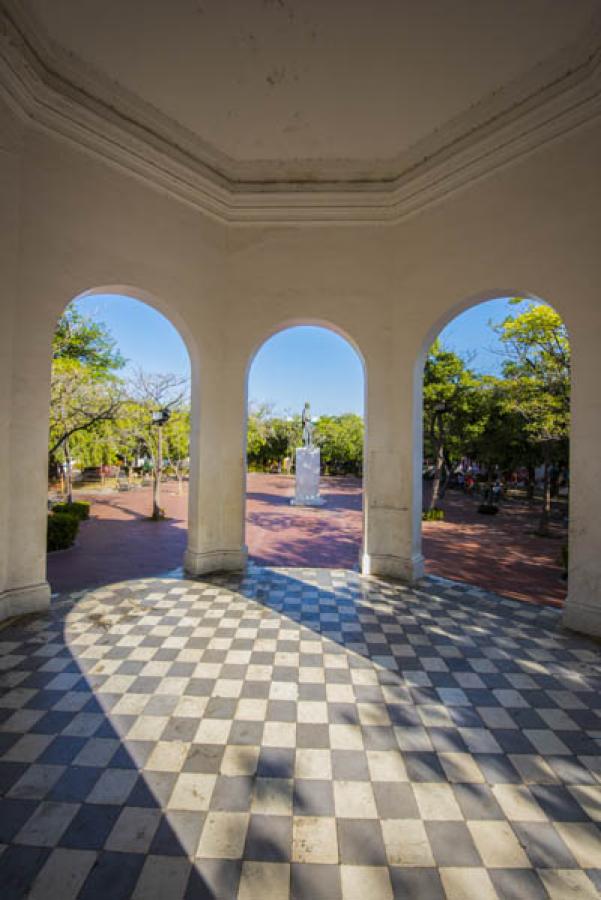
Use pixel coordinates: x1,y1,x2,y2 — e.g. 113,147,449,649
184,546,248,576
361,552,425,582
562,594,601,639
0,581,51,622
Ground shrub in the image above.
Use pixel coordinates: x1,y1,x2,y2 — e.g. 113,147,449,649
477,503,499,515
47,512,80,552
51,501,90,520
422,508,445,521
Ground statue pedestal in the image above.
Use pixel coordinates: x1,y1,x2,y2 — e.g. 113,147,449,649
291,447,325,507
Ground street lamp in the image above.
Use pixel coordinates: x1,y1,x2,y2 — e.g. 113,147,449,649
151,408,171,519
152,409,171,427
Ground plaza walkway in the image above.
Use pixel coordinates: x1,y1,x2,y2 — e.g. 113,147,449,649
47,475,566,607
0,568,599,899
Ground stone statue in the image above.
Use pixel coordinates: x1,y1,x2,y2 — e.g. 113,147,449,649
301,401,314,448
292,401,324,506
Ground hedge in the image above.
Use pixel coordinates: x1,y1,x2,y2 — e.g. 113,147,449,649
51,500,90,520
422,508,444,521
477,503,499,515
47,512,80,552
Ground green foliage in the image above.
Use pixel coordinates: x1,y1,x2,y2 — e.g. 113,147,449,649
246,404,302,469
423,341,487,461
53,306,125,372
315,414,363,475
50,359,122,439
62,418,122,469
422,303,570,476
496,303,570,447
114,396,190,472
163,409,191,465
422,508,444,521
245,405,364,475
51,501,90,520
47,512,80,552
421,302,570,527
467,378,537,474
50,305,125,471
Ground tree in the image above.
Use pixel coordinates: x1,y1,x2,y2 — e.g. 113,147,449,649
496,302,570,534
315,414,364,475
119,369,189,519
163,409,191,493
264,416,301,466
423,341,485,510
246,402,302,470
50,305,125,500
469,377,535,480
53,306,124,371
49,360,123,501
246,402,273,468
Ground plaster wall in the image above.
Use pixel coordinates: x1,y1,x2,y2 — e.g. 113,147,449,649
1,107,600,632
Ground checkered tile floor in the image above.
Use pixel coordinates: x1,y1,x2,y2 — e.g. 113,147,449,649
1,566,600,899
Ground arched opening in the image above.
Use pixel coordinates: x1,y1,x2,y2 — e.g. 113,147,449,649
418,294,570,607
46,289,193,594
244,324,366,569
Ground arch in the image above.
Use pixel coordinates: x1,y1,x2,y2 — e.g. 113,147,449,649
244,316,368,385
416,287,571,373
70,284,201,383
244,319,367,570
414,288,571,607
46,285,196,591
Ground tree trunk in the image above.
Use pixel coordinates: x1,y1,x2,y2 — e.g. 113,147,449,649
438,464,449,500
152,427,163,519
537,445,552,536
64,437,73,504
527,464,536,502
430,439,445,510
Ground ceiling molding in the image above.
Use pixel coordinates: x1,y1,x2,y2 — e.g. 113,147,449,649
1,1,600,225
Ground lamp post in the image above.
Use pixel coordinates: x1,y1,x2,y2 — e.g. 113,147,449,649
151,408,170,519
430,400,448,509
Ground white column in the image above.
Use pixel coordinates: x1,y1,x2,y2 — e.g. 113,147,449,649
0,315,52,619
563,320,601,637
362,351,424,581
0,109,50,620
184,353,247,575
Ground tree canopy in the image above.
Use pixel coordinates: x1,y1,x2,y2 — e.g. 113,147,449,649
497,302,570,447
53,306,125,372
50,308,126,498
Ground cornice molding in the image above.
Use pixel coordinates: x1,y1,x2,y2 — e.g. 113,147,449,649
1,1,600,225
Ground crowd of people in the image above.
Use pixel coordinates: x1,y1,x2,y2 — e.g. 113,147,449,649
425,459,569,502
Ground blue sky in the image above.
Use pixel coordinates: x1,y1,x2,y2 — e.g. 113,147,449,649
75,294,524,416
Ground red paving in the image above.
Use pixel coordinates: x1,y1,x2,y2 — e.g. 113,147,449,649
47,473,567,607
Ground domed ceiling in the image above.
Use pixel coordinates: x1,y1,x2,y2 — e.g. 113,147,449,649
18,0,601,183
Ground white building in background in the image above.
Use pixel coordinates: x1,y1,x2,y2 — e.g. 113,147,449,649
1,1,600,637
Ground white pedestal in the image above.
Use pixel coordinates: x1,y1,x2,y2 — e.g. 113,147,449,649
291,447,325,507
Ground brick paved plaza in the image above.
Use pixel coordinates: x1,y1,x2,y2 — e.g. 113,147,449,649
48,475,566,608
